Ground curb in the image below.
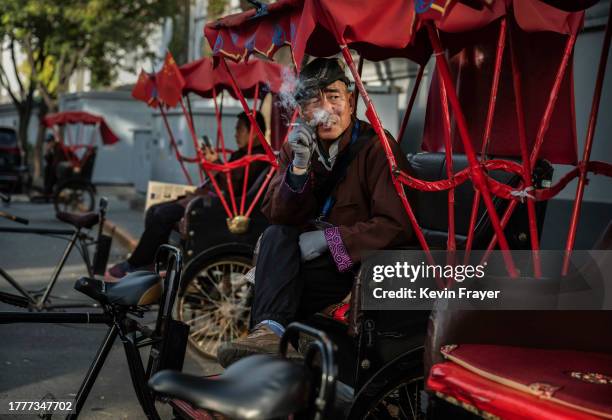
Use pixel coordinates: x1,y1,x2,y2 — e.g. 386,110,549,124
104,219,138,252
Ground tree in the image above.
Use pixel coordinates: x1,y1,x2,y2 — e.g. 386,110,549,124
0,32,37,159
0,0,178,178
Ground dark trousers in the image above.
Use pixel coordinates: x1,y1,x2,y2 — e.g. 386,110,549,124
251,225,354,327
128,200,185,267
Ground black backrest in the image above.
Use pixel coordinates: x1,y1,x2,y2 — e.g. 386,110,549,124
80,147,97,181
405,153,552,250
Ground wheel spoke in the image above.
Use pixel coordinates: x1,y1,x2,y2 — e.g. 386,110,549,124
179,258,253,358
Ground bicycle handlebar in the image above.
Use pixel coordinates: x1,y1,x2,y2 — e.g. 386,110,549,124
280,323,337,420
0,211,29,225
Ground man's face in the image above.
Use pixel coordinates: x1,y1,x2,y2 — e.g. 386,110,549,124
301,80,354,140
235,119,250,149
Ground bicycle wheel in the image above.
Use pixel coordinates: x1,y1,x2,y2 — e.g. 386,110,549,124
177,253,253,359
53,179,95,214
349,351,424,420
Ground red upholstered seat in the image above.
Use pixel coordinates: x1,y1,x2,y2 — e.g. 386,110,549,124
319,302,350,324
427,344,612,420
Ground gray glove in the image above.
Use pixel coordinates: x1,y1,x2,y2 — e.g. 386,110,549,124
288,120,316,170
298,230,328,262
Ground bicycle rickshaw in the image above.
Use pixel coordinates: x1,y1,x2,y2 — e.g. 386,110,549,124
145,0,611,419
1,0,609,419
42,111,120,214
132,55,289,358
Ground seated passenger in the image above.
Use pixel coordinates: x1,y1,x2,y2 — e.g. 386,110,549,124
218,58,413,366
107,111,268,279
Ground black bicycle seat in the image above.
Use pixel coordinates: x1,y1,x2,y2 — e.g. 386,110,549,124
56,211,99,229
74,271,161,306
149,354,312,419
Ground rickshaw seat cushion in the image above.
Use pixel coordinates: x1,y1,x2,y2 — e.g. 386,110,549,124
56,211,99,229
149,354,312,419
427,345,612,419
74,271,161,306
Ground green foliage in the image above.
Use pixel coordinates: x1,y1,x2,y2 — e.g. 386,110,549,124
168,0,190,65
0,0,179,106
207,0,227,20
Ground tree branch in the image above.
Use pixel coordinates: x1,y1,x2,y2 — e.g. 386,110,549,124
23,36,54,109
0,63,20,106
9,38,25,97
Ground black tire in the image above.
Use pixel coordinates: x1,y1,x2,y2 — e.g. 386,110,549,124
53,179,95,214
349,349,425,420
177,251,253,360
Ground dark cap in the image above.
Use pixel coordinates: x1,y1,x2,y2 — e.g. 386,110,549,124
295,57,351,103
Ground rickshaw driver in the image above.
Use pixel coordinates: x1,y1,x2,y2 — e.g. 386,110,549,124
218,58,414,367
107,111,268,280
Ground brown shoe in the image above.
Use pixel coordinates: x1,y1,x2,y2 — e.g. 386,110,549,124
217,325,300,368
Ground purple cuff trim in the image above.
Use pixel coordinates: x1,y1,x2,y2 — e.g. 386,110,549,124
281,165,310,197
324,227,353,272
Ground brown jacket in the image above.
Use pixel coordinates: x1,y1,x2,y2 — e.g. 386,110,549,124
262,119,413,270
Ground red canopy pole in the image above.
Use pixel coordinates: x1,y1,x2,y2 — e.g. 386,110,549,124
465,19,507,263
482,29,577,261
64,124,81,168
338,44,432,258
438,68,456,254
220,57,278,167
245,166,276,218
508,20,542,277
398,65,425,144
426,22,517,276
159,106,193,185
225,170,238,216
55,126,76,167
179,98,205,183
563,4,612,275
240,82,260,215
352,56,364,117
64,125,81,168
212,86,228,162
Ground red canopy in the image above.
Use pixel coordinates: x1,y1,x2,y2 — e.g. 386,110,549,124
43,111,120,145
180,57,285,99
204,0,588,68
205,0,588,164
205,0,431,66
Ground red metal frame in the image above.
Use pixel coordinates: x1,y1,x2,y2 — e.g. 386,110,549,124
482,29,578,262
50,121,100,172
220,57,278,165
438,62,456,253
563,4,612,274
425,22,517,276
507,19,541,277
464,18,506,262
159,106,194,185
203,0,612,283
240,82,260,214
338,43,434,261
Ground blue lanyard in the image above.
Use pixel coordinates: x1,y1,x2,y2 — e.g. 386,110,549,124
319,120,360,220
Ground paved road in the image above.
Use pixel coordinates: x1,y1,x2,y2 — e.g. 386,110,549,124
0,189,221,419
